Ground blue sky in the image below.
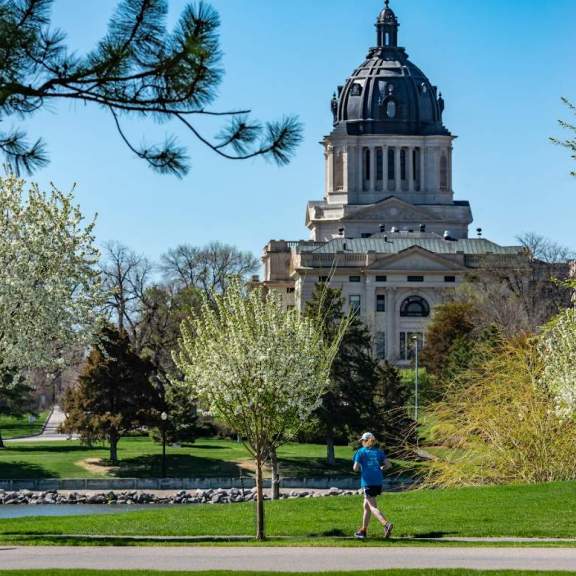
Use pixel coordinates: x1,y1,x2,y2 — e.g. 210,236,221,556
21,0,576,262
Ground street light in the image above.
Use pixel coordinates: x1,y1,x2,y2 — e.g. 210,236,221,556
160,411,168,479
411,335,420,423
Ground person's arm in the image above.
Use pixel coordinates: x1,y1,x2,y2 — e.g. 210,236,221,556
380,450,391,471
353,450,362,473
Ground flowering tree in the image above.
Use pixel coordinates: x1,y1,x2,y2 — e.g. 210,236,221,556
174,282,347,540
541,307,576,420
0,175,102,371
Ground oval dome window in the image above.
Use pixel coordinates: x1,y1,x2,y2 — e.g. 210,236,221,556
386,100,397,119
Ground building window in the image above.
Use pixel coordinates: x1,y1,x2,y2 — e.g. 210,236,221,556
440,154,448,191
408,276,424,283
363,147,371,183
376,295,386,313
375,332,386,360
400,148,407,181
349,295,361,314
286,287,295,294
444,276,456,283
386,99,397,119
388,148,395,181
349,276,361,283
318,276,329,283
376,276,387,283
333,149,344,191
400,296,430,318
413,147,421,190
376,147,384,182
351,82,363,96
400,332,424,361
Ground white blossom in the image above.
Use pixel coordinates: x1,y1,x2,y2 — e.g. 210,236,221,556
540,307,576,420
0,175,103,370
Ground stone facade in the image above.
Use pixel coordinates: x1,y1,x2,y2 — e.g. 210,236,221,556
261,1,529,365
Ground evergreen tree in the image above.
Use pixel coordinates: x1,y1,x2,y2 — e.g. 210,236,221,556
305,285,377,465
61,325,159,463
0,0,302,175
0,367,35,448
372,362,416,457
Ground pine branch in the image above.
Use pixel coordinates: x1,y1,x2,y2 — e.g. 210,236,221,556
0,0,303,176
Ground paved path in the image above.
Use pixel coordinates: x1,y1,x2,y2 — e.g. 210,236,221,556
1,546,576,572
8,406,78,442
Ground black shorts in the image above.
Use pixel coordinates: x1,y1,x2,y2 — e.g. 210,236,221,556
364,486,383,498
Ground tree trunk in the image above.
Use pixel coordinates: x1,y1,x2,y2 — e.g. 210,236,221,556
0,429,4,449
326,429,336,466
109,434,119,465
255,456,265,541
270,448,280,501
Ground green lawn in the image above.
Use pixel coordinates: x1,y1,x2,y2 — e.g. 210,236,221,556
0,412,50,440
0,572,573,576
0,572,572,576
0,437,358,479
0,481,574,544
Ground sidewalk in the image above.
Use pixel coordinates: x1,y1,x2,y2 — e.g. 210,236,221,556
8,406,78,443
1,545,576,571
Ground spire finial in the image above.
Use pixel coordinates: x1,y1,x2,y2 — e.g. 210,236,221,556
385,0,390,7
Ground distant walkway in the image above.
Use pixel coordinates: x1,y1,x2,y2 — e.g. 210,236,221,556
8,406,78,443
1,546,576,571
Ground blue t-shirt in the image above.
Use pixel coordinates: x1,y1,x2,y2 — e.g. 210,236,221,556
353,446,387,487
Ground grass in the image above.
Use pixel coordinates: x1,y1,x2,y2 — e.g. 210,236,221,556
0,411,50,440
0,572,574,576
0,481,574,545
0,437,358,479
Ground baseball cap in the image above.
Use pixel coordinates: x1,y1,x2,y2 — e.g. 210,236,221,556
360,432,375,442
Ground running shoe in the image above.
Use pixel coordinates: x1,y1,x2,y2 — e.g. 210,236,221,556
384,522,394,539
354,529,367,540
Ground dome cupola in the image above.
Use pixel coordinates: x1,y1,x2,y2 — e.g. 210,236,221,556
331,1,449,137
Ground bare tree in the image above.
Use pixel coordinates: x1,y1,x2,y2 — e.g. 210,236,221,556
517,232,575,264
161,242,259,296
100,242,154,340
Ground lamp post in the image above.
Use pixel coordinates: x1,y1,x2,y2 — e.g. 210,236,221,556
412,335,420,423
160,411,168,479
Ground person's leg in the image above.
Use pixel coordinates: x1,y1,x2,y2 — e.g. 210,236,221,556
362,497,372,532
365,495,389,527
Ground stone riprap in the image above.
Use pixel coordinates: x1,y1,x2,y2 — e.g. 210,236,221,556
0,487,359,506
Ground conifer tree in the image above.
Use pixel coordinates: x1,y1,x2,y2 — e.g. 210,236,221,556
305,284,377,465
0,0,302,176
61,325,159,463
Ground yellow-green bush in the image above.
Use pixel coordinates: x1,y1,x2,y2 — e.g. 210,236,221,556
424,336,576,487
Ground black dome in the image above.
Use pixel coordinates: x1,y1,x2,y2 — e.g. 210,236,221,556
330,2,449,137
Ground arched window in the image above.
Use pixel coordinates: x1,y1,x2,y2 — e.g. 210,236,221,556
440,155,448,191
386,99,397,119
400,296,430,318
385,32,390,46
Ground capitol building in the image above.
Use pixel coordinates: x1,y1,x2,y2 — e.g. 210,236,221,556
261,1,529,364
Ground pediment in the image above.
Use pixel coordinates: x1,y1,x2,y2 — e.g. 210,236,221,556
369,246,466,272
343,197,441,223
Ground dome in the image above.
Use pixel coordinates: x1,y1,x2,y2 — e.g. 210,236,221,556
330,2,449,137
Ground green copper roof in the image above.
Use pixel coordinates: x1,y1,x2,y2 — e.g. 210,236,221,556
299,237,524,256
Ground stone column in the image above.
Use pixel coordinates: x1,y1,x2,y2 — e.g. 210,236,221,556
385,288,397,362
420,146,426,193
365,275,376,334
407,146,414,192
395,147,401,192
383,145,389,191
370,146,376,192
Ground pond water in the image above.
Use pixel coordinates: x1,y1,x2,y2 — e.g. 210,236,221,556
0,504,167,520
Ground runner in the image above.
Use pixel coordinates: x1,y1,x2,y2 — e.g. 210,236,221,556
352,432,394,540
